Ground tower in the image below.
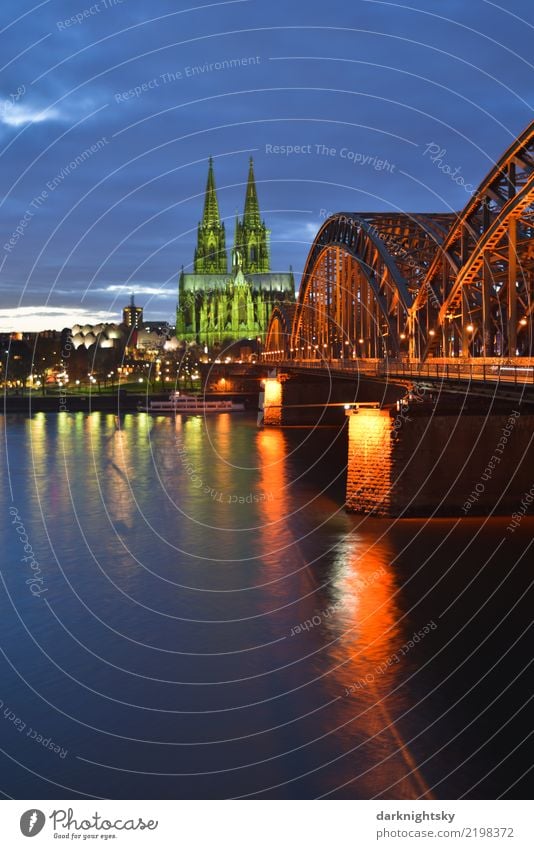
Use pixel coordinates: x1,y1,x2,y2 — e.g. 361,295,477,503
233,157,270,274
122,293,143,329
194,158,228,274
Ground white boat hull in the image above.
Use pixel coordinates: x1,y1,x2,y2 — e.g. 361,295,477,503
138,395,245,414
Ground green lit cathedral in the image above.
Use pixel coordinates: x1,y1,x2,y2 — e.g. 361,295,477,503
176,157,295,345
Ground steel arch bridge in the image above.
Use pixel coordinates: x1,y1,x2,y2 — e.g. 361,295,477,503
265,121,534,364
264,303,297,359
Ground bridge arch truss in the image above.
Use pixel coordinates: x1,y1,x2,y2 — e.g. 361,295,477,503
265,120,534,363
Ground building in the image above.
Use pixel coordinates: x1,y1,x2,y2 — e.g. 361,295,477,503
142,320,173,334
70,323,125,349
176,158,295,346
122,294,143,329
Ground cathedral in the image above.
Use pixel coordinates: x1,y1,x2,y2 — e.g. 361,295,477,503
176,157,295,346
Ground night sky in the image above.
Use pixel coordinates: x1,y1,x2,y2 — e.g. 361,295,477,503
1,0,533,331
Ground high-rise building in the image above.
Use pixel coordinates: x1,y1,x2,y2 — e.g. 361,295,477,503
176,158,294,346
122,294,143,329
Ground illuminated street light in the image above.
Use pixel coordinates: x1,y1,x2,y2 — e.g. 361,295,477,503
466,323,474,333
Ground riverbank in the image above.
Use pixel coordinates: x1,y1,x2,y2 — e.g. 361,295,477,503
2,391,260,414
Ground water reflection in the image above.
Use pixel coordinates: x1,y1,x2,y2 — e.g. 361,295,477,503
324,533,433,799
1,412,528,800
256,428,319,613
104,421,136,532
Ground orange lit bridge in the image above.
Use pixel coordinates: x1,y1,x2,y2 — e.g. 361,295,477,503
259,122,534,514
264,120,534,401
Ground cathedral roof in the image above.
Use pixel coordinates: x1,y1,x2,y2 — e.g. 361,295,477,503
180,271,294,294
246,273,295,292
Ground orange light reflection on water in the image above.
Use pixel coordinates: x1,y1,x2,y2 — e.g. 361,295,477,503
256,428,320,609
324,534,434,799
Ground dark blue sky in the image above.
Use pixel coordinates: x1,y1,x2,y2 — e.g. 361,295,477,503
1,0,533,330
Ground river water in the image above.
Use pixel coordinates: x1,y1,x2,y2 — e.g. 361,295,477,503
0,411,532,799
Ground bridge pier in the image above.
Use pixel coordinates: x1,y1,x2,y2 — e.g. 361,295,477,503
346,403,534,517
259,372,402,426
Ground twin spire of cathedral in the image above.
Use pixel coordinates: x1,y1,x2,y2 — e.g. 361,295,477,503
193,157,270,275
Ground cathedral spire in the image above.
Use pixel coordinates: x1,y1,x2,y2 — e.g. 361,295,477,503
232,210,240,272
202,157,222,227
243,157,261,229
194,157,227,274
239,157,270,273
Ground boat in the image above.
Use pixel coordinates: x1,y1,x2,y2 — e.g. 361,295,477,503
138,392,245,414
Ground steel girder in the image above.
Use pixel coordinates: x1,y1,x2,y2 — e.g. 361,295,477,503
264,303,296,360
287,212,452,359
264,120,534,362
412,121,534,359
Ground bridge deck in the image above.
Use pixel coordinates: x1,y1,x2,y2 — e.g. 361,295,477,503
271,359,534,402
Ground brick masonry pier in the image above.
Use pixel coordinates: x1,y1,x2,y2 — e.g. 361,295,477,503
346,404,534,517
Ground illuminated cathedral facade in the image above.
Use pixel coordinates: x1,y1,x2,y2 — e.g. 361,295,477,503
176,158,295,346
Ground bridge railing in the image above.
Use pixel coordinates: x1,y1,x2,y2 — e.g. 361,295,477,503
384,361,534,386
275,358,534,386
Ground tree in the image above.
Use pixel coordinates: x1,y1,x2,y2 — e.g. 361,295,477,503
3,340,32,389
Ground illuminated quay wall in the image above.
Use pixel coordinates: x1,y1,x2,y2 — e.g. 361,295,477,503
346,407,534,517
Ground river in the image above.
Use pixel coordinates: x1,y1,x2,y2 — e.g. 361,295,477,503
0,412,532,799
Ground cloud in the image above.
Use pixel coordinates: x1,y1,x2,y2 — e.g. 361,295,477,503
102,285,175,297
0,101,61,128
0,306,119,333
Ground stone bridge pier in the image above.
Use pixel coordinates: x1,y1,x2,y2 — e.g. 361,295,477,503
346,403,534,517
